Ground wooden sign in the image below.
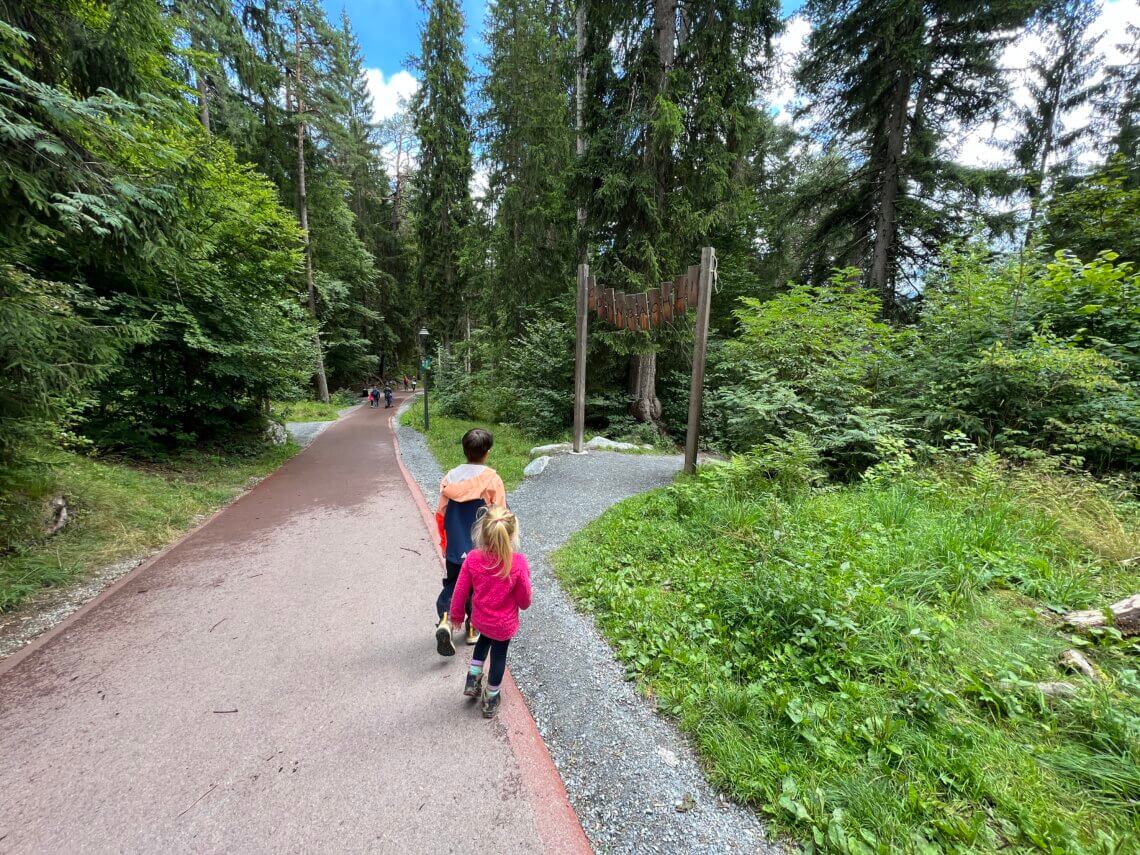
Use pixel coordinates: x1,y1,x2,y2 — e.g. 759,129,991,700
573,249,716,473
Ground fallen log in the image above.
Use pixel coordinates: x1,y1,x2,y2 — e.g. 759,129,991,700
1059,649,1100,683
1064,594,1140,637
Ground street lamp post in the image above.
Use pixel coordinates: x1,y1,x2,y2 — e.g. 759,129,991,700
418,327,430,432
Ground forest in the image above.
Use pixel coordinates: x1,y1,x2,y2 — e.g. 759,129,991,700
1,0,1139,848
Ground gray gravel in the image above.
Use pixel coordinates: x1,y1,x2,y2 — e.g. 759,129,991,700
394,402,780,854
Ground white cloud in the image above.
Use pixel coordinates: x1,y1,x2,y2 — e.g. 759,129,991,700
365,68,420,122
769,14,811,126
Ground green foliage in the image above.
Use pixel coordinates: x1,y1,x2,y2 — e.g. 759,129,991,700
411,0,474,340
557,458,1140,852
81,140,315,451
1046,158,1140,265
478,0,575,330
708,269,904,476
907,244,1140,469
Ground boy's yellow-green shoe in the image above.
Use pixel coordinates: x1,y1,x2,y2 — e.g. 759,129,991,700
465,620,480,645
435,613,455,656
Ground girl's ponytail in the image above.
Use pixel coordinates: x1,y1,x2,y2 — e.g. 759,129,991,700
475,506,519,578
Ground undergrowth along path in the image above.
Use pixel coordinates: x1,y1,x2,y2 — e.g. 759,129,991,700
394,402,780,854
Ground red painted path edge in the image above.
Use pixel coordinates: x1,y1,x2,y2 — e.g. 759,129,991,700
389,410,593,855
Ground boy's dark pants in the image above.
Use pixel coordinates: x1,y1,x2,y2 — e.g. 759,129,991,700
437,560,472,621
472,634,510,687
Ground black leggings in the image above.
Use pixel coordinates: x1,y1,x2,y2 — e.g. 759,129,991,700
472,634,510,688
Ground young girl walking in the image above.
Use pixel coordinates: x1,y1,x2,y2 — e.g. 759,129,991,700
448,506,532,718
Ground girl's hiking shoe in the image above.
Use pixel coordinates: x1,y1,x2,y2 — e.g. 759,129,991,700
465,620,480,645
482,688,501,719
435,614,455,657
463,670,483,698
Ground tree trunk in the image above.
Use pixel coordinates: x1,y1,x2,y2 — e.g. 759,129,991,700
293,8,329,403
628,351,662,424
575,0,587,265
626,0,677,424
869,73,910,315
191,29,212,132
195,70,211,132
464,309,471,374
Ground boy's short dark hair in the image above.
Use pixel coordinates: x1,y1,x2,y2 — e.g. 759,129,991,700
462,428,493,462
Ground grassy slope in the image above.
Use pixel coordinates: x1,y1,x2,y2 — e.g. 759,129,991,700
401,397,550,490
556,457,1140,853
0,443,296,612
271,399,346,422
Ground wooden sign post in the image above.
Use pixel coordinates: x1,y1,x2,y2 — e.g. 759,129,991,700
573,262,589,453
683,247,715,474
571,247,716,471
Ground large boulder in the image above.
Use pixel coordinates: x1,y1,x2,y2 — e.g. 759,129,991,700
523,456,551,477
530,442,573,457
264,420,288,446
585,436,651,451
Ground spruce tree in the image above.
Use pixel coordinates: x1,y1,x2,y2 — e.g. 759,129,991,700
479,0,576,332
411,0,474,342
797,0,1046,311
580,0,780,422
1010,0,1100,247
1094,23,1140,170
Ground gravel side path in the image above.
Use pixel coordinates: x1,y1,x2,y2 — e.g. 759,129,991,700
393,403,779,854
285,403,362,447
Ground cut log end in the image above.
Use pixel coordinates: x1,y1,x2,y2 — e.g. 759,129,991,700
1064,593,1140,637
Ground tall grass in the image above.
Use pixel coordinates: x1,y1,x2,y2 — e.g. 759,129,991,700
556,456,1140,852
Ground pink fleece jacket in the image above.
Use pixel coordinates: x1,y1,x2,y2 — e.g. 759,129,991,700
448,548,532,641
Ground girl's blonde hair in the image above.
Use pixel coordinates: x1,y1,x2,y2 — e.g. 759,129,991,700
474,506,519,578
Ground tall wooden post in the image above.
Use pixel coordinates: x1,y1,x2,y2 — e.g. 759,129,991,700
684,247,714,474
573,262,589,453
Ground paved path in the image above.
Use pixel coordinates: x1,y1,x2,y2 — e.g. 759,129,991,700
0,393,583,854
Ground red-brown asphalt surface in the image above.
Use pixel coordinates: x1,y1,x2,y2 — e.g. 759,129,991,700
0,395,583,854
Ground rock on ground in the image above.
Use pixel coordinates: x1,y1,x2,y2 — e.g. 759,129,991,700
394,406,780,854
523,456,551,477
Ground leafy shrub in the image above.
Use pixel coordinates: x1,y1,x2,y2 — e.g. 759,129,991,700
907,244,1140,470
501,316,576,437
708,269,906,476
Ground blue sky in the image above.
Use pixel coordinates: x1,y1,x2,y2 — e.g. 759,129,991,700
323,0,807,119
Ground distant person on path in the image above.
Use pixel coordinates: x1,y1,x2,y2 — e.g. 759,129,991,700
433,429,506,656
411,377,417,392
384,383,394,409
369,386,380,408
403,375,409,391
448,507,531,718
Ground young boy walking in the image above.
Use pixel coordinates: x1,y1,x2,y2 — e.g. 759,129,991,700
433,428,506,656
